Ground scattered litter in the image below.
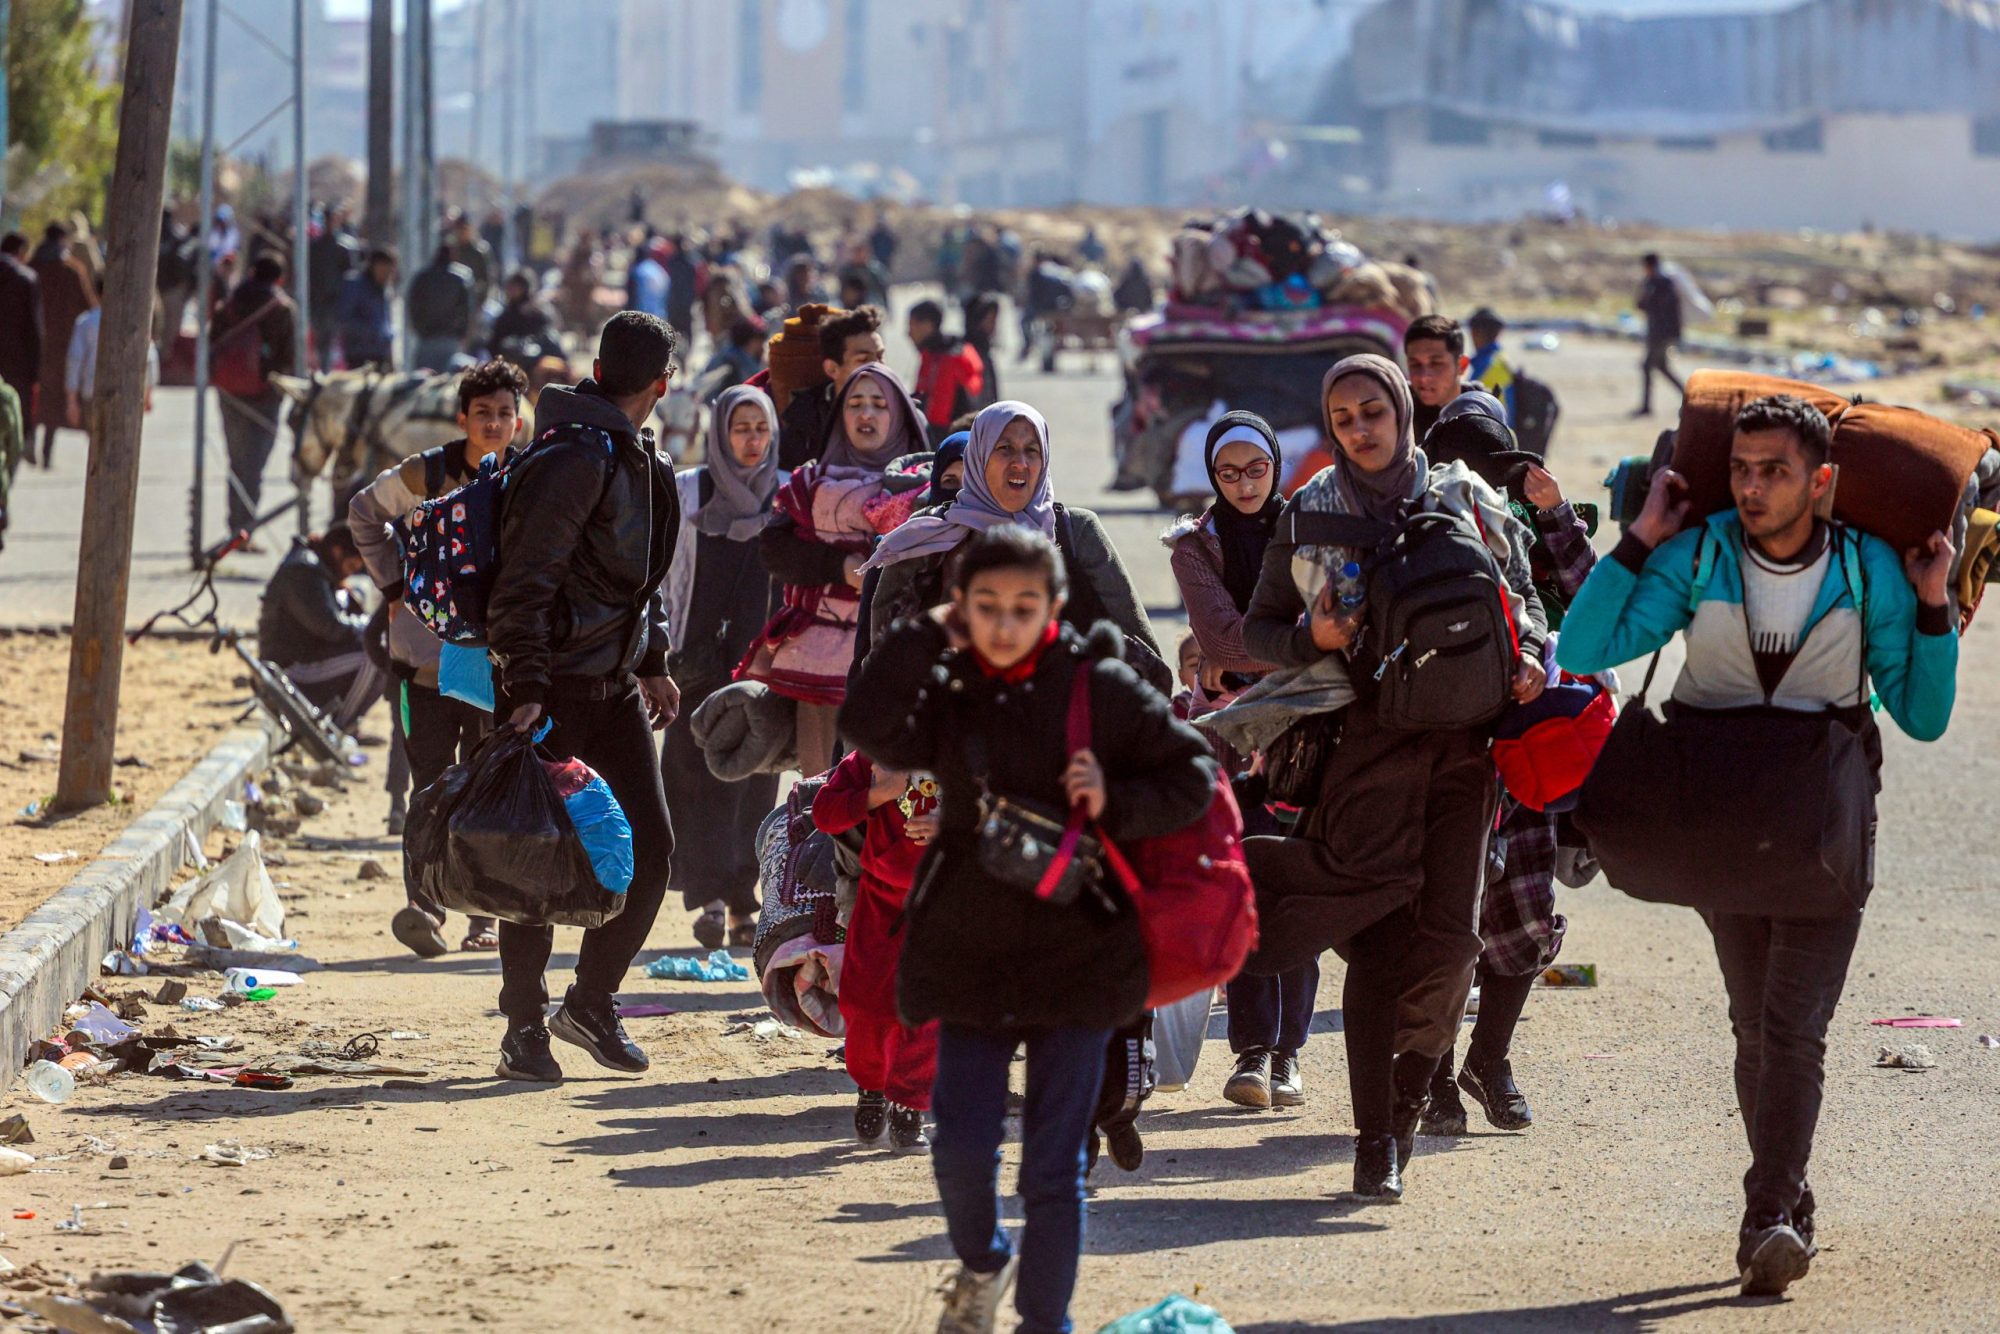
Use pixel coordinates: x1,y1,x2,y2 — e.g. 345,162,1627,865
199,916,300,953
159,832,285,941
181,997,226,1013
1876,1043,1937,1071
1980,1034,2000,1049
356,857,390,882
1869,1016,1961,1028
152,979,188,1005
100,950,149,977
1539,964,1598,988
54,1203,90,1232
387,1030,426,1041
69,1002,138,1045
0,1113,35,1144
1096,1293,1235,1333
219,799,248,832
201,1140,271,1167
76,1260,294,1332
183,827,210,872
1583,1053,1617,1060
232,1070,295,1091
224,967,303,992
186,944,321,973
0,1146,34,1175
723,1019,802,1042
20,799,42,819
131,908,197,955
616,1004,678,1019
645,949,750,982
32,849,81,865
24,1059,76,1105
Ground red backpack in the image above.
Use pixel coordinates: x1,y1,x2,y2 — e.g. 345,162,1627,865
1066,664,1259,1008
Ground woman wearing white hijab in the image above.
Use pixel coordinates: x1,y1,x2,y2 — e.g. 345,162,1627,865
660,385,782,949
861,400,1171,693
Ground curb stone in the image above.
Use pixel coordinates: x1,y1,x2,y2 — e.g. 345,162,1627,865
0,722,277,1092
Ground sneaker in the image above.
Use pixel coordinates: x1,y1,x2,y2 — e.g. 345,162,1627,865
1794,1185,1818,1255
854,1090,888,1144
1106,1121,1144,1171
495,1022,563,1082
1223,1049,1272,1109
1459,1055,1533,1130
936,1255,1019,1334
1269,1049,1305,1107
889,1103,930,1152
548,989,649,1073
1420,1067,1469,1137
1737,1214,1812,1297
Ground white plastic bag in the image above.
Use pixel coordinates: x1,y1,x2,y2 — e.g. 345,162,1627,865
159,831,284,941
1150,989,1214,1089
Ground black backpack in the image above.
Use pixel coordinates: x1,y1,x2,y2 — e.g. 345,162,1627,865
1285,508,1518,731
1511,370,1560,458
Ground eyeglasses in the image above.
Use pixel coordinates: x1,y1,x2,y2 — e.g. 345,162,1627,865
1214,460,1273,484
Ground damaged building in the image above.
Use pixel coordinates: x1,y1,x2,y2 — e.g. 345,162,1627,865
1336,0,2000,237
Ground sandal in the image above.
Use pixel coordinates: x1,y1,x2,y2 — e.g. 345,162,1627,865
727,918,757,948
461,918,500,951
692,905,727,950
392,904,449,959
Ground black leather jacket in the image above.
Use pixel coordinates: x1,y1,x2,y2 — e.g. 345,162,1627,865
488,381,679,712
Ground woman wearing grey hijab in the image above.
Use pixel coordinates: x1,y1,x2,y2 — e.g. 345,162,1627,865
660,385,783,949
1238,353,1547,1200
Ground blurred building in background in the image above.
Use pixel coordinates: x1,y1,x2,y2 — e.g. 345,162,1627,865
1335,0,2000,236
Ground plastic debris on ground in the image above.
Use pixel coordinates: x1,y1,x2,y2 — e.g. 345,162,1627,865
1539,963,1598,987
644,949,749,982
69,1002,139,1045
224,967,304,992
158,831,286,942
1869,1016,1961,1028
13,1259,296,1333
201,1140,272,1167
615,1004,677,1019
1877,1044,1938,1071
1978,1034,2000,1048
722,1018,802,1042
181,997,226,1012
1096,1294,1235,1334
0,1146,34,1175
0,1113,35,1144
31,849,81,865
24,1060,76,1104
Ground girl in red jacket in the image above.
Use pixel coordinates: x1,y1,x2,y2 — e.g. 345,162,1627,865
814,751,942,1152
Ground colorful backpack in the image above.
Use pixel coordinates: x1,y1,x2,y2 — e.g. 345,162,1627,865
396,425,616,645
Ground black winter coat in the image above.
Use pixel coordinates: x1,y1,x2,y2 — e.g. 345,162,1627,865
842,618,1219,1032
489,381,679,712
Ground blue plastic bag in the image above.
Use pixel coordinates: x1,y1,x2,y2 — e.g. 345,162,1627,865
644,949,749,982
561,772,634,894
437,641,496,712
1095,1296,1234,1334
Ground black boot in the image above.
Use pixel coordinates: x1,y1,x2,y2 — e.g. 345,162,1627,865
1419,1053,1469,1136
1351,1133,1402,1200
1459,1054,1533,1130
1390,1051,1437,1170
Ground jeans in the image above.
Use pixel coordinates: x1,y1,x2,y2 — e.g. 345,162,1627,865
1226,958,1320,1055
932,1023,1110,1334
1705,908,1864,1220
496,687,675,1024
219,389,283,535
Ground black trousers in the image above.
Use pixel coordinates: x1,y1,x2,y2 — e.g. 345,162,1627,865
1706,908,1864,1220
400,679,490,917
661,678,778,915
496,687,675,1024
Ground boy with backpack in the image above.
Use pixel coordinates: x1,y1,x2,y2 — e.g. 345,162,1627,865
349,358,530,955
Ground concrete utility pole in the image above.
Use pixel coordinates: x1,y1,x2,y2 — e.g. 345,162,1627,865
57,0,187,811
365,0,395,245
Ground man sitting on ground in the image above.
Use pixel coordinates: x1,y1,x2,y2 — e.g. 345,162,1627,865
256,522,382,733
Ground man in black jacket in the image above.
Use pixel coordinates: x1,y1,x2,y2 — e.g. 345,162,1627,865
307,204,359,371
486,311,684,1082
407,243,474,371
256,523,381,730
1635,252,1686,417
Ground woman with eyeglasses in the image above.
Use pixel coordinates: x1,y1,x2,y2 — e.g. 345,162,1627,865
1164,411,1320,1112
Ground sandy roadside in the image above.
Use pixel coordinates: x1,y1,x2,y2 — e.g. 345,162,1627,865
0,710,1990,1333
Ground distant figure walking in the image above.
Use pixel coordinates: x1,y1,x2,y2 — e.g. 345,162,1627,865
1635,252,1686,417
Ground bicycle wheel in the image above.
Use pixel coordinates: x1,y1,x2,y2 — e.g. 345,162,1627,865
232,642,353,767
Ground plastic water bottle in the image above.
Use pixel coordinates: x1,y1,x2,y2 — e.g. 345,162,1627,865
1332,562,1366,615
224,967,303,993
24,1060,75,1105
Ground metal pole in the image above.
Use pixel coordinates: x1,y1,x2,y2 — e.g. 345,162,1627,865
190,0,219,564
365,0,394,245
418,0,434,257
398,0,417,366
292,0,310,384
519,0,534,260
469,0,484,211
498,0,516,271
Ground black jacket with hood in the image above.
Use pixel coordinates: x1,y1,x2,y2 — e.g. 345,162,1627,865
488,380,679,713
842,617,1218,1032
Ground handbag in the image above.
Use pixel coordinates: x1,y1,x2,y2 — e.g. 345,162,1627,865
960,697,1110,910
1261,712,1342,808
1572,601,1879,920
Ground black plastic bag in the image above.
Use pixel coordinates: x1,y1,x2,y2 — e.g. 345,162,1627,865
406,727,627,929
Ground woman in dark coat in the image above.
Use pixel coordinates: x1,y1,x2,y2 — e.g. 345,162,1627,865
659,385,780,948
1240,354,1546,1200
843,525,1216,1334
